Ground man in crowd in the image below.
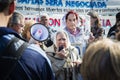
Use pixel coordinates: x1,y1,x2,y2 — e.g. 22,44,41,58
107,12,120,38
7,12,24,37
40,13,54,52
0,0,55,80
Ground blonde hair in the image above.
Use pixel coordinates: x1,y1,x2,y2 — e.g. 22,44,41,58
22,20,36,41
81,38,120,80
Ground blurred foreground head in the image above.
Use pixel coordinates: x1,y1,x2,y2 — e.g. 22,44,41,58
0,0,15,12
0,0,15,27
116,12,120,22
81,38,120,80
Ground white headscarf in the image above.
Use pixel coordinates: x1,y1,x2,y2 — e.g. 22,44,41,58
53,30,71,48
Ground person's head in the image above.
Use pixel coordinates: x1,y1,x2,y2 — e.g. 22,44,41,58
87,11,101,28
54,31,70,49
40,13,49,27
22,20,36,41
81,38,120,80
116,12,120,22
0,0,15,26
115,21,120,40
8,12,24,34
65,10,79,33
116,32,120,41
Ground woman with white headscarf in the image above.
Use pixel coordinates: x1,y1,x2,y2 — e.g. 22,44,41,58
46,30,82,80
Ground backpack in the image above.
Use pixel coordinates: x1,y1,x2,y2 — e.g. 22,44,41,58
0,35,28,80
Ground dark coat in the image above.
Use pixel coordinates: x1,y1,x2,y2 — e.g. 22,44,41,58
0,27,55,80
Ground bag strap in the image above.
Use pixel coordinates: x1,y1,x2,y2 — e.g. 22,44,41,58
0,37,29,80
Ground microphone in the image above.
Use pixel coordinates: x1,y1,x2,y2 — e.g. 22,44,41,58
58,46,64,52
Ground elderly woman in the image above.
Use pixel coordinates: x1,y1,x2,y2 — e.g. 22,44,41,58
47,30,82,80
22,20,35,42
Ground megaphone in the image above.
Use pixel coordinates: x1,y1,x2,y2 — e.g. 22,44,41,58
30,23,49,42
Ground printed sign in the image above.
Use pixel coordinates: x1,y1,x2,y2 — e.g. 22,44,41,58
16,0,120,15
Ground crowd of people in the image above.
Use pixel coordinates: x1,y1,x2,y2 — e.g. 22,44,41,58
1,0,120,80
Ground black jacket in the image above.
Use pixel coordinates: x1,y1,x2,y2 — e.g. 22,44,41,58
0,27,55,80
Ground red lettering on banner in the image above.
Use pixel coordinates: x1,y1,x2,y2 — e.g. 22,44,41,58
25,18,28,20
49,18,60,27
49,18,54,26
106,19,111,27
36,18,40,22
102,19,105,26
33,18,36,20
25,17,61,27
101,19,111,27
54,19,60,26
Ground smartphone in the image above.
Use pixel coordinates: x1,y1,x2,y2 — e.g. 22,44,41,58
58,46,64,52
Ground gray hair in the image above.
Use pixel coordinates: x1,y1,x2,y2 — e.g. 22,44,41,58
40,13,49,19
53,30,71,48
8,12,24,27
